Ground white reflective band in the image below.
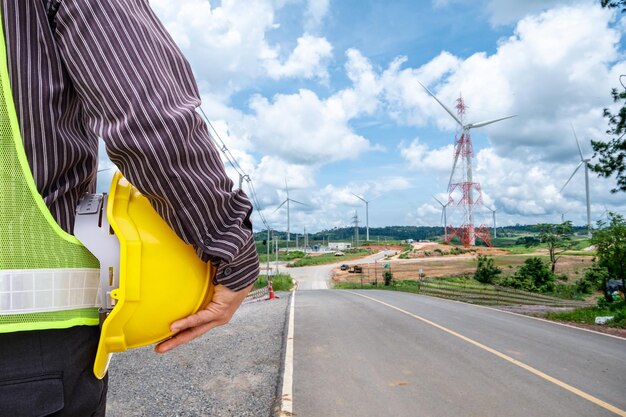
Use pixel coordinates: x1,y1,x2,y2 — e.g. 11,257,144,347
0,268,100,314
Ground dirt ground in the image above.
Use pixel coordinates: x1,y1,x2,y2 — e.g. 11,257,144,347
407,241,510,257
333,242,595,284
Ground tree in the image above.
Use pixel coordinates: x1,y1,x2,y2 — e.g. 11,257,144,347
590,0,626,193
474,255,501,284
528,222,575,273
601,0,626,12
591,213,626,299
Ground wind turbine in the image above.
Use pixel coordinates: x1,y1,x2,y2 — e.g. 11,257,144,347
560,124,591,237
486,206,497,239
433,196,450,242
419,81,515,246
274,180,305,245
351,192,372,242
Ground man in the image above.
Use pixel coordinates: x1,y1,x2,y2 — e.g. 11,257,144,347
0,1,259,415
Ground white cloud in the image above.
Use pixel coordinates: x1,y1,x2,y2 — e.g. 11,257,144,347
304,0,330,30
150,0,333,97
399,138,454,173
264,34,333,80
248,88,374,164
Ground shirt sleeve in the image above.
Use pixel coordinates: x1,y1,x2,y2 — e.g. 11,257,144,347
52,0,259,291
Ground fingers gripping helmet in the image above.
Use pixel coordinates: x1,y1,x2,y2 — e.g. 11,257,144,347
75,172,215,379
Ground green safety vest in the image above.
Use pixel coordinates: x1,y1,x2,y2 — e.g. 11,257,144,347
0,10,100,333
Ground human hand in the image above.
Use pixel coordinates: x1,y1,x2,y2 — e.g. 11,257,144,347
155,283,253,353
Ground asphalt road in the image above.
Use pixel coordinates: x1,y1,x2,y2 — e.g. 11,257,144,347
287,250,394,290
292,289,626,417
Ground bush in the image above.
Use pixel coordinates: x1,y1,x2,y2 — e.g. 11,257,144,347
575,277,595,295
498,257,555,293
383,270,393,286
516,257,555,293
578,264,608,295
498,274,534,291
515,236,540,245
474,255,501,284
552,283,586,300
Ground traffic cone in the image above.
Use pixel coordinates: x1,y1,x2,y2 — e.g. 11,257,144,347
267,280,279,300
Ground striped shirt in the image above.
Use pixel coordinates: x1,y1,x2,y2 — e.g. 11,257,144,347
1,0,259,291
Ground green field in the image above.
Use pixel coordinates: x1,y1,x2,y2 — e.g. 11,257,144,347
287,249,371,267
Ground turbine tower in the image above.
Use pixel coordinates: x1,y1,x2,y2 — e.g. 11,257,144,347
274,180,305,245
419,82,515,247
560,125,591,237
433,195,450,242
351,192,371,242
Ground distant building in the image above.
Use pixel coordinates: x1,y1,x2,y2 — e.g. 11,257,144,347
328,242,352,250
403,239,415,244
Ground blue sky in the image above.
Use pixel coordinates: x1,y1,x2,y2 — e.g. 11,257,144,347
99,0,626,234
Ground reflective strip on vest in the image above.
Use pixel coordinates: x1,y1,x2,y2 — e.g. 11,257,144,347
0,269,100,314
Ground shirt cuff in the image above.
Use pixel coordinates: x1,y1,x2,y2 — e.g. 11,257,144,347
211,235,259,291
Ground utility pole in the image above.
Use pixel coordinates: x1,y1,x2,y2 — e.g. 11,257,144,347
266,228,270,278
275,238,279,275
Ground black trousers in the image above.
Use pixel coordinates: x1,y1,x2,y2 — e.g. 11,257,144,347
0,326,108,417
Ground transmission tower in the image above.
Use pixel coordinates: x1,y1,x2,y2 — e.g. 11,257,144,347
420,82,514,247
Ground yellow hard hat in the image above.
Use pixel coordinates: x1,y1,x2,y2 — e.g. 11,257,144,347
76,172,215,379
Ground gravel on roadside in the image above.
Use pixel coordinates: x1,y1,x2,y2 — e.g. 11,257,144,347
106,291,291,417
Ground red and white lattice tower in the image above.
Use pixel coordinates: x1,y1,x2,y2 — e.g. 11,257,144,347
445,96,491,247
419,82,515,247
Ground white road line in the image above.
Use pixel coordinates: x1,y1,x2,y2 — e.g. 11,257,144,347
349,291,626,417
280,291,295,416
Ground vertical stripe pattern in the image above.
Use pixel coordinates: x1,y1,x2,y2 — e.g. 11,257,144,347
1,0,258,291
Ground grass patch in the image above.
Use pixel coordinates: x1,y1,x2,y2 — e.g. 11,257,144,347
571,239,593,250
254,273,294,291
288,249,370,267
561,251,596,256
258,250,306,263
544,302,626,328
503,245,542,254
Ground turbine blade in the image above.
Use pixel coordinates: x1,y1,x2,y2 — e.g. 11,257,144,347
418,81,464,128
448,149,461,190
440,208,445,225
469,115,516,129
351,192,366,203
571,123,585,161
290,198,306,206
432,195,444,207
273,200,288,213
560,161,584,193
